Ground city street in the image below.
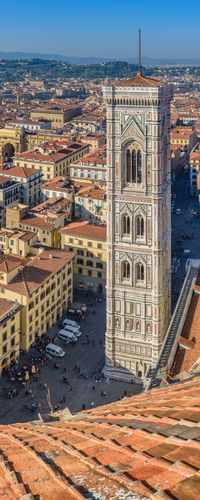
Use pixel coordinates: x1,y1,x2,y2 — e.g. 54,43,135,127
171,169,200,309
0,291,141,424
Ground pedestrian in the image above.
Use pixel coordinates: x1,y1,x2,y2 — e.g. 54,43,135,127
92,386,95,391
63,368,67,374
82,403,85,410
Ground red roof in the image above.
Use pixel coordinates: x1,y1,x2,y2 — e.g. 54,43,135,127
0,376,200,497
0,166,40,178
116,72,164,88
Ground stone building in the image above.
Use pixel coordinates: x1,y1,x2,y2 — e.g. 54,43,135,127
103,72,172,382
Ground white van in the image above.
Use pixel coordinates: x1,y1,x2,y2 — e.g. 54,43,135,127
58,329,77,343
63,318,79,329
46,343,65,358
63,324,81,337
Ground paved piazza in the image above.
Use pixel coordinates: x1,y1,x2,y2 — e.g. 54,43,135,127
0,291,142,424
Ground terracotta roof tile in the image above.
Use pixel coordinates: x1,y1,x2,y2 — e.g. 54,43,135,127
60,221,106,241
116,72,164,88
0,377,200,497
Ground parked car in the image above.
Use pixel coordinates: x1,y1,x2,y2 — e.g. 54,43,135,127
63,318,79,329
58,329,77,343
46,343,65,358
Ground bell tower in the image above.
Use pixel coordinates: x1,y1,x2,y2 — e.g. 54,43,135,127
103,59,172,382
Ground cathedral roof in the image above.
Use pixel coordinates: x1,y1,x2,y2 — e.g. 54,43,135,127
1,375,200,498
116,71,164,88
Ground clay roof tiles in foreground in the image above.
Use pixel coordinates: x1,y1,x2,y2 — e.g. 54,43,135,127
0,376,200,498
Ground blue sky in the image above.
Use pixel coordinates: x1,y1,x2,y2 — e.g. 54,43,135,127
0,0,199,58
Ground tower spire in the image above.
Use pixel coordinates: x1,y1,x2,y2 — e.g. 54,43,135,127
138,28,142,75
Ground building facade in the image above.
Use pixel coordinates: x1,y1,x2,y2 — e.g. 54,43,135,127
0,298,22,374
0,250,74,351
104,72,172,382
14,143,89,181
61,221,106,293
0,166,43,208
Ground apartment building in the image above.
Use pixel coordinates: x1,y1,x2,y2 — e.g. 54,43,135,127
70,147,106,181
41,176,74,203
171,126,198,153
14,142,89,181
6,198,71,248
5,119,52,131
60,221,106,293
0,176,20,227
190,142,200,196
0,297,22,374
0,250,74,351
31,106,82,129
0,166,43,208
81,133,106,151
72,114,105,133
75,184,107,223
0,229,37,257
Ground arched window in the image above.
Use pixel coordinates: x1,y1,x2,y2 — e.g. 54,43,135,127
126,150,131,182
126,144,142,184
122,214,130,237
136,214,144,238
137,150,142,183
136,262,144,283
132,150,136,182
122,261,130,281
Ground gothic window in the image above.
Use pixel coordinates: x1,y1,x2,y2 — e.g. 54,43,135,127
136,262,144,284
136,214,144,238
126,143,142,184
122,261,130,281
127,149,131,182
122,214,130,237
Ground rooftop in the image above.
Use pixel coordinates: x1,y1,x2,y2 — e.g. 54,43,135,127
0,376,200,498
0,297,21,320
116,71,164,88
171,272,200,377
0,165,42,178
60,221,106,241
0,249,74,296
0,254,25,274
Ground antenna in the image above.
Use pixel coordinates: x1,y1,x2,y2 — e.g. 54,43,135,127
138,28,142,75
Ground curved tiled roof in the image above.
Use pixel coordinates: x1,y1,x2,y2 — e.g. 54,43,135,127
116,72,164,88
1,376,200,498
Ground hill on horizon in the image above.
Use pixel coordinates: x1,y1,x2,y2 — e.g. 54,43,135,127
0,51,200,66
